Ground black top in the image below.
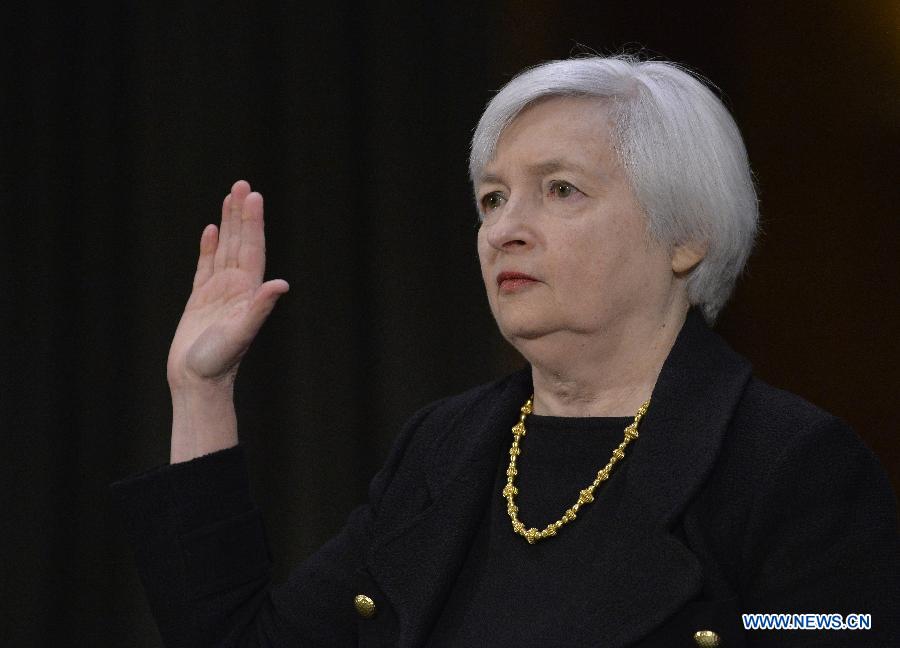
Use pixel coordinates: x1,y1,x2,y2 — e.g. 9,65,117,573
110,309,900,646
430,415,634,644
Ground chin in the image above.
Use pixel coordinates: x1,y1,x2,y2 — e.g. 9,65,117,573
490,302,561,341
496,318,555,343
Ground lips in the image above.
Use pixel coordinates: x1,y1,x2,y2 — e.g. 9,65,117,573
497,271,539,292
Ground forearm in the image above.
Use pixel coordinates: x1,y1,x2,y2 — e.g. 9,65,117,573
112,446,281,646
170,383,238,463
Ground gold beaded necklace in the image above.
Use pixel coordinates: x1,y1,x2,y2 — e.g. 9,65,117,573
502,395,651,544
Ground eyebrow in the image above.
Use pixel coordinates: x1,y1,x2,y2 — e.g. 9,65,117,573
477,158,593,187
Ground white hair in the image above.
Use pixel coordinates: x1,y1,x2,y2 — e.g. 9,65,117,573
469,55,759,323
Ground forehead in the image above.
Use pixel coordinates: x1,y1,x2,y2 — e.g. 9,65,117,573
479,95,616,182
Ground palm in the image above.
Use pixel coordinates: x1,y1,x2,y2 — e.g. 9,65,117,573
167,181,289,389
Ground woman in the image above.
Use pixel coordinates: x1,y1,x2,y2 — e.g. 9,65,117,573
113,56,900,646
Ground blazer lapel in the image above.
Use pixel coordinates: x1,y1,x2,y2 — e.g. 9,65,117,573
366,310,752,647
364,369,531,646
568,310,753,646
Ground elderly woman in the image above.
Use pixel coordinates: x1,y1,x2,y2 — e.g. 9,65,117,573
113,56,899,646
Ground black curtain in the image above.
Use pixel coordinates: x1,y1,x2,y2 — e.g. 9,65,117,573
2,1,897,645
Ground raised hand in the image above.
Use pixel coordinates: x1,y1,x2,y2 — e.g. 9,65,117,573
167,180,289,462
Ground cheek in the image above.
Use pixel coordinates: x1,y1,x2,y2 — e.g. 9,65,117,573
554,220,643,297
555,224,609,277
476,230,493,285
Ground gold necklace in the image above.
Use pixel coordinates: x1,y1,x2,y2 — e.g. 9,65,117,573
503,395,650,544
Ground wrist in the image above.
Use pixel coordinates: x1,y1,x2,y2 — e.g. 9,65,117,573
170,383,238,464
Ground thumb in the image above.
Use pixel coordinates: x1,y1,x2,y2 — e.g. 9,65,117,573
244,279,290,338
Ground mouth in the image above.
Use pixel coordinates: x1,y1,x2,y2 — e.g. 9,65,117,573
497,271,539,293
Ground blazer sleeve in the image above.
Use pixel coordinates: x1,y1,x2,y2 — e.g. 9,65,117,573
110,401,439,647
739,415,900,645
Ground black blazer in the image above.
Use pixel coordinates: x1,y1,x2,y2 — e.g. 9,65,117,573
113,311,900,646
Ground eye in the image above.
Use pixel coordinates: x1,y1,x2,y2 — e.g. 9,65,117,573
548,180,581,199
479,191,506,213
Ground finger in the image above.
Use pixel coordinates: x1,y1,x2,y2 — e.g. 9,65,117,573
225,181,251,268
238,191,265,283
213,194,231,271
239,279,290,343
215,180,250,271
192,224,218,289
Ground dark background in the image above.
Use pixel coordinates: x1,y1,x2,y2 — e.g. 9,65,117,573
2,1,897,645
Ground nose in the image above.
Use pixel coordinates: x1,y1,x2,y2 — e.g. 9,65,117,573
483,196,536,252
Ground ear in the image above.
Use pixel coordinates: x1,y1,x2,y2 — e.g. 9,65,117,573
671,241,707,274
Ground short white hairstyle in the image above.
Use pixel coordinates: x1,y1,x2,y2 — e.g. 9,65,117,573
470,55,759,323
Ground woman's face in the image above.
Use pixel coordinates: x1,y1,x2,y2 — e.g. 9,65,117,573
475,96,680,348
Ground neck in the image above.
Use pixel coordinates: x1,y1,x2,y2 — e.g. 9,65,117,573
523,303,690,418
